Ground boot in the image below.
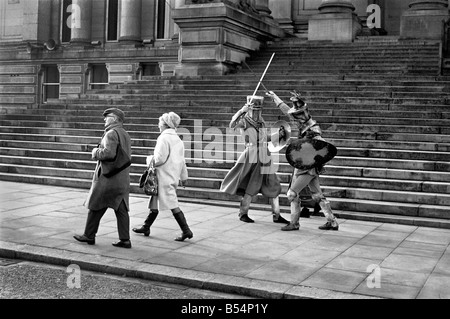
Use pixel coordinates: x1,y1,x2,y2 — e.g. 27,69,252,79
132,210,158,237
271,196,290,224
300,207,311,218
318,199,339,230
173,211,193,242
238,194,254,223
281,201,301,231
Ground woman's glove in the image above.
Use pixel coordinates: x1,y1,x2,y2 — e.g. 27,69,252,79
179,180,187,187
91,148,98,160
241,103,250,113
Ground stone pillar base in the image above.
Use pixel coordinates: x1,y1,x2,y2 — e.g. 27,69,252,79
400,1,450,40
172,2,285,77
308,1,362,42
308,12,361,42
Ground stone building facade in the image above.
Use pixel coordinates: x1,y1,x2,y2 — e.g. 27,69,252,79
0,0,448,107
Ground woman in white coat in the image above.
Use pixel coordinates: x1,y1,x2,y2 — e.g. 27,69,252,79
133,112,192,241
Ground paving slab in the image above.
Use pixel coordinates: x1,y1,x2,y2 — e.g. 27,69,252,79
1,180,450,299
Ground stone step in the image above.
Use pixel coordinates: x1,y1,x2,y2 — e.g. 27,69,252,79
2,114,449,129
2,37,449,226
2,111,450,127
49,92,450,105
332,198,450,221
6,106,450,119
118,78,450,88
2,156,450,208
2,139,448,164
1,168,449,223
0,124,448,146
79,89,450,100
1,143,449,194
86,85,448,95
2,148,450,184
37,100,450,113
2,124,450,146
244,62,440,69
1,130,449,152
2,128,450,155
333,210,450,229
265,48,441,55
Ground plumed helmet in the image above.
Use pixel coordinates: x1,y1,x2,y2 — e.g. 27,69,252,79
287,91,307,115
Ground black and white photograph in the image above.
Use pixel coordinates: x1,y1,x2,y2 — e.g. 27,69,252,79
1,0,450,307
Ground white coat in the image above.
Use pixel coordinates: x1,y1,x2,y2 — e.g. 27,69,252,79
146,129,188,211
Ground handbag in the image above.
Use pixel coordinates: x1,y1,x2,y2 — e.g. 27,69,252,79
139,147,170,196
140,164,158,196
101,130,132,178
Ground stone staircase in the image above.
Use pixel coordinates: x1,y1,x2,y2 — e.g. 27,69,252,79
1,36,450,228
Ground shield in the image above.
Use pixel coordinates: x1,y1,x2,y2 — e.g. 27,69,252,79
285,138,337,170
268,120,292,153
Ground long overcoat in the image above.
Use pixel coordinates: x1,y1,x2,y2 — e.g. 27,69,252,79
220,117,281,198
84,123,131,211
147,128,188,211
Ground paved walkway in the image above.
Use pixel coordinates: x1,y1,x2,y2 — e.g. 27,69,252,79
1,180,450,299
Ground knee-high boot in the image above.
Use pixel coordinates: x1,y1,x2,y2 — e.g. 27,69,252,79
282,199,301,231
132,210,159,236
318,199,339,230
173,211,193,242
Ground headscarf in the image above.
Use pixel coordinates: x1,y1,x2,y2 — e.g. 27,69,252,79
160,112,181,129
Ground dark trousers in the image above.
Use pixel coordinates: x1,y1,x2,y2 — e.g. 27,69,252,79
84,200,130,241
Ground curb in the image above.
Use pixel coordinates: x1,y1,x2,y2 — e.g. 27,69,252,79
0,241,378,299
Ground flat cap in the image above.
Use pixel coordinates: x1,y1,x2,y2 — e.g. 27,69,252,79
103,108,125,122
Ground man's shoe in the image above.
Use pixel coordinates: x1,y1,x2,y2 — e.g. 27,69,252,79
318,222,339,231
132,226,150,237
112,240,132,248
273,215,290,224
73,234,95,245
239,214,254,223
281,223,300,231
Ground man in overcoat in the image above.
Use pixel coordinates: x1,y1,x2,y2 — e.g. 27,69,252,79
74,108,133,248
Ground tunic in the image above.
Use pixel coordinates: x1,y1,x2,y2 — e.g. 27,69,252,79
220,117,281,198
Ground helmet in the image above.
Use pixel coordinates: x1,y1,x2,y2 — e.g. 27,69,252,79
246,95,264,122
288,91,310,122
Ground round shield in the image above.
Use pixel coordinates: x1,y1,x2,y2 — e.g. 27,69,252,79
285,138,337,170
268,120,291,153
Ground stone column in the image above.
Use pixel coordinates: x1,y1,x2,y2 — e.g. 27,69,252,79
50,0,61,45
308,0,362,42
22,0,52,44
70,0,92,45
173,1,285,76
254,0,272,18
119,0,142,43
269,0,294,33
400,0,450,40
